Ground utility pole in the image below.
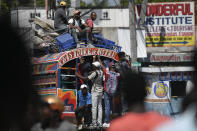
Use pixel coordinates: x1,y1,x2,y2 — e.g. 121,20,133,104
129,0,138,72
128,0,147,72
138,0,148,29
45,0,48,19
34,0,37,17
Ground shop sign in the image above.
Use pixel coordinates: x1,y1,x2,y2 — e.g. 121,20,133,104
131,62,141,67
150,53,193,62
136,2,195,47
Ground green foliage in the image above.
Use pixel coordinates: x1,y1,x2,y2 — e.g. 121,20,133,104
87,3,93,8
0,0,9,15
120,0,129,7
93,0,100,6
36,0,45,7
80,1,86,7
100,0,108,7
66,0,71,8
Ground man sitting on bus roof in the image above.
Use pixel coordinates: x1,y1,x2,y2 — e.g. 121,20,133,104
75,84,92,130
54,1,69,33
68,10,89,48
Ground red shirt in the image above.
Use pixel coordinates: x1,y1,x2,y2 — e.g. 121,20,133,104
107,112,171,131
86,18,93,29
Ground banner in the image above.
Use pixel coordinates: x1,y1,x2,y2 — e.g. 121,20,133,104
58,48,119,68
57,89,77,112
136,2,195,47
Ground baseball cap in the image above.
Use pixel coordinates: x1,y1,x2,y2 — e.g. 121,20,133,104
92,61,100,67
80,84,88,89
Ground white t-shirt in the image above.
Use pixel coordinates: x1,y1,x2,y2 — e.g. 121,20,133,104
68,18,85,32
88,70,103,93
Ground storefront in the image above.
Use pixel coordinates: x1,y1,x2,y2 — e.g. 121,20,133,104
139,53,195,117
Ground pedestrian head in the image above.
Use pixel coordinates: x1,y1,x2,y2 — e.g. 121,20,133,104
73,10,81,19
43,96,64,113
122,69,147,107
80,84,88,96
39,96,64,129
108,62,115,71
60,1,66,7
79,57,85,64
118,51,126,61
92,61,101,70
91,12,97,21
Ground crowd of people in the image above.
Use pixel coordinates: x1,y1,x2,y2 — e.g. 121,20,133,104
75,53,130,130
54,1,97,48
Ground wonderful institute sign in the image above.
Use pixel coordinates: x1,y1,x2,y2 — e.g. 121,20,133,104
136,2,195,47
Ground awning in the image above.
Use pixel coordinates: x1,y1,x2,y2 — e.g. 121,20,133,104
140,66,195,73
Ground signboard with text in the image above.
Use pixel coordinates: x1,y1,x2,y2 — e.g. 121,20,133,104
136,2,195,47
58,48,119,68
150,53,193,62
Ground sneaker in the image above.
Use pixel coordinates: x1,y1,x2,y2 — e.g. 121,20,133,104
89,123,97,129
86,44,94,48
96,122,103,128
77,124,83,130
103,123,110,128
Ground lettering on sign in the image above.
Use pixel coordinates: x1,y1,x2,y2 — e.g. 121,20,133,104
136,2,195,47
58,48,118,68
150,53,192,62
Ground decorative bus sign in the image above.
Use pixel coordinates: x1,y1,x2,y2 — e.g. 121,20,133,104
58,48,119,68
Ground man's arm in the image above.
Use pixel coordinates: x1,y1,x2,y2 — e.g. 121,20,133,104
69,23,82,32
98,56,105,70
68,19,82,32
75,72,89,80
